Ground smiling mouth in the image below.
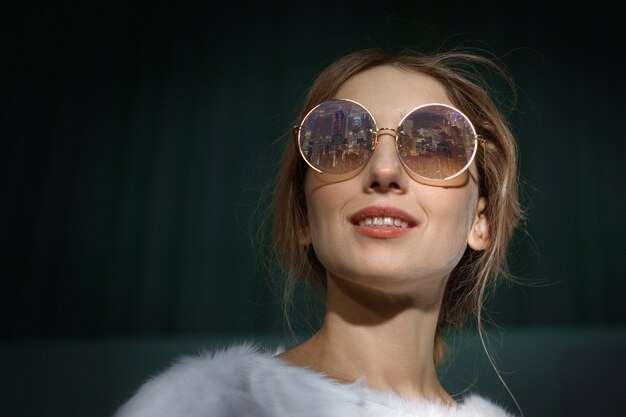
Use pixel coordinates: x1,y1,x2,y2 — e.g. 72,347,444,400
357,216,410,228
349,207,418,238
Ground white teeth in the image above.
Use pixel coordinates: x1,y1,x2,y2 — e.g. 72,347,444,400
357,217,410,228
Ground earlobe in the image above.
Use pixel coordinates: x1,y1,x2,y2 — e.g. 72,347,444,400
468,197,491,251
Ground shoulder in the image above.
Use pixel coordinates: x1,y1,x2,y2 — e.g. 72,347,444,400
457,394,516,417
113,341,515,417
114,342,276,417
355,384,515,417
113,342,363,417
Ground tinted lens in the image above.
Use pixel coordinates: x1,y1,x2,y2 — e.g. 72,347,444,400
397,105,477,180
298,99,376,175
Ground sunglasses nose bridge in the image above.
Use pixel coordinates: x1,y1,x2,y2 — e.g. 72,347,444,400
369,127,402,166
373,127,400,159
373,127,398,148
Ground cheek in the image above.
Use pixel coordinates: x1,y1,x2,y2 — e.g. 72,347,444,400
304,175,360,277
422,188,477,266
306,199,325,245
304,181,343,251
305,197,341,275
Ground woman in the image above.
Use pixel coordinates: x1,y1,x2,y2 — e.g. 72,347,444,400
115,48,523,417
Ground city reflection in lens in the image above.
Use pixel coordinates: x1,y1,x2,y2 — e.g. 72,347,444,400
300,100,375,175
398,105,476,179
300,101,476,180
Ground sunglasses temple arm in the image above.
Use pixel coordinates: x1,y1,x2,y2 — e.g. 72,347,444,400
477,135,487,173
293,126,301,147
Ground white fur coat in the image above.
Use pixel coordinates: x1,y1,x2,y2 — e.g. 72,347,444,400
114,343,514,417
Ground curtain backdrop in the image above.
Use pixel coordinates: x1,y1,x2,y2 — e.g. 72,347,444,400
2,1,625,339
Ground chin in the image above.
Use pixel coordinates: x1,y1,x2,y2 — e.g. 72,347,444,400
328,264,450,297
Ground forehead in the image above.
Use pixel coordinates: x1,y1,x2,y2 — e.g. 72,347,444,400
333,65,453,122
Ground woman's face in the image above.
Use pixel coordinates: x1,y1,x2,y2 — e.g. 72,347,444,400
304,65,489,303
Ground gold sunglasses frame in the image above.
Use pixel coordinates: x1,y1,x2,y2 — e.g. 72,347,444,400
293,98,486,186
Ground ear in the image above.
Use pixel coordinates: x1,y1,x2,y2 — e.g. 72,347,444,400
467,196,490,251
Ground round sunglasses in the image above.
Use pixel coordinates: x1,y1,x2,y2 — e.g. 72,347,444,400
294,99,485,185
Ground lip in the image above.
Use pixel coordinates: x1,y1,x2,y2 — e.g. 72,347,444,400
349,206,418,239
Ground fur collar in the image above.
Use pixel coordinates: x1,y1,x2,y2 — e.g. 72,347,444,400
115,342,515,417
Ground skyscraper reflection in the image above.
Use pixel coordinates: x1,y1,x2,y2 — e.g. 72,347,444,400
299,101,475,178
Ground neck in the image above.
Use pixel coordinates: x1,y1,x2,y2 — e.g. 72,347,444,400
277,274,454,405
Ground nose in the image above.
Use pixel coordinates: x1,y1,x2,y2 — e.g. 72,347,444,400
362,133,407,193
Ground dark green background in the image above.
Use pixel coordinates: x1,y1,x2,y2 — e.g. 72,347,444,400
2,1,625,415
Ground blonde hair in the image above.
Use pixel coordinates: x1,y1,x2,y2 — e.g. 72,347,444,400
270,48,523,364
